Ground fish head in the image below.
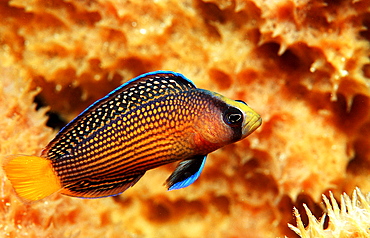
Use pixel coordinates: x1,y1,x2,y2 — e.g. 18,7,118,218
224,97,262,140
193,90,262,151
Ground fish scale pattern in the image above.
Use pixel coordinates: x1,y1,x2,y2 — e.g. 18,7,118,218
44,72,196,161
44,72,235,198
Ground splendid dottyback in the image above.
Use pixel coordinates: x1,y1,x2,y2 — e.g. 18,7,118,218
3,71,262,201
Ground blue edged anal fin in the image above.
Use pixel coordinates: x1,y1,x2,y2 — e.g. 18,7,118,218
165,155,207,190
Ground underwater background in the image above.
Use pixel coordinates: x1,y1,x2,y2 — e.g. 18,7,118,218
0,0,369,237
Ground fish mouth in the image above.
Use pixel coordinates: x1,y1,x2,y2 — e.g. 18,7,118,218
242,112,262,137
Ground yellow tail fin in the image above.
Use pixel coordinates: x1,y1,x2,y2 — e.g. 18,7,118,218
3,155,62,202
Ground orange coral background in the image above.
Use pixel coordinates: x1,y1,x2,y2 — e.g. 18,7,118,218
0,0,369,237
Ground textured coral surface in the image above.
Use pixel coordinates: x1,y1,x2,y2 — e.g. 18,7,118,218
290,188,370,238
0,0,369,237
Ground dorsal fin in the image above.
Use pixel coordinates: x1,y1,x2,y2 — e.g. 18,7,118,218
43,71,196,160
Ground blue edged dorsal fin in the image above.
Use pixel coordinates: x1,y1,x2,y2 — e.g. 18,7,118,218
165,155,207,190
43,71,196,159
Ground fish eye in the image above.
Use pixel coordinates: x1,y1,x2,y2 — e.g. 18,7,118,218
223,107,243,126
235,100,248,106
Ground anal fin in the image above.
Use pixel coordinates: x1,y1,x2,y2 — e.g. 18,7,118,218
165,155,207,190
61,172,145,199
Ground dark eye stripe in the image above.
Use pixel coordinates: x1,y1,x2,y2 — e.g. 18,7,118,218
223,107,243,127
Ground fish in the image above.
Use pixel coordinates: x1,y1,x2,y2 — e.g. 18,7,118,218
3,71,262,202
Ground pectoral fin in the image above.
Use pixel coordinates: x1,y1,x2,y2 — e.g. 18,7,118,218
165,155,207,190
